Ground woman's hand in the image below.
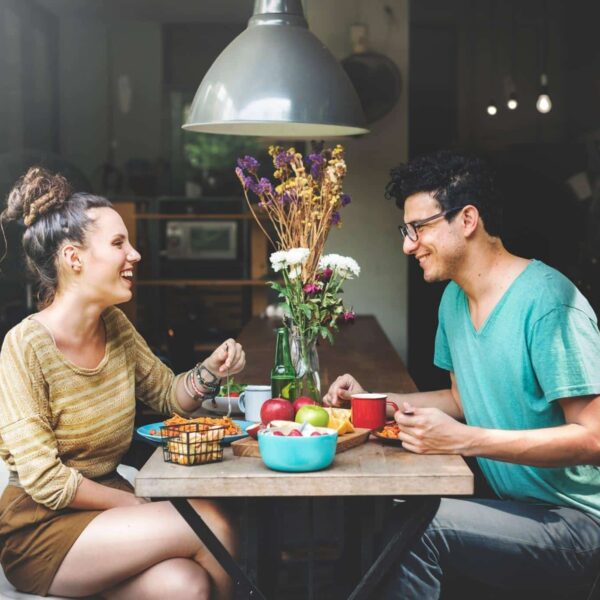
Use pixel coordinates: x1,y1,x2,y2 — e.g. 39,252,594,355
204,339,246,376
322,373,365,407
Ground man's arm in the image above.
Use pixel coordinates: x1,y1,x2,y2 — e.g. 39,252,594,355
322,372,464,420
387,373,464,419
396,394,600,467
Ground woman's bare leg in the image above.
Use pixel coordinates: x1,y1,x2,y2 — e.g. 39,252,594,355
102,558,210,600
48,499,237,599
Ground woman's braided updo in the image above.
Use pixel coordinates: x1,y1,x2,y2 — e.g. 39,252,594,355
1,167,112,308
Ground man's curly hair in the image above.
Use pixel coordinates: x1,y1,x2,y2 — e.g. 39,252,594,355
385,150,503,237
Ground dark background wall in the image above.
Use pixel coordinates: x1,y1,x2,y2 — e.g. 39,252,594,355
408,0,600,391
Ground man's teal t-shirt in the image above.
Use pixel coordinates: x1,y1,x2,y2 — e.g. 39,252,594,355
434,260,600,518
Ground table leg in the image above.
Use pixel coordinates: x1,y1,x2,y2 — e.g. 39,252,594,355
171,498,267,600
347,496,441,600
308,498,315,600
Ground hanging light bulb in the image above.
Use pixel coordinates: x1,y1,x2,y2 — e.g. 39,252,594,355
507,92,518,110
486,101,498,116
536,73,552,113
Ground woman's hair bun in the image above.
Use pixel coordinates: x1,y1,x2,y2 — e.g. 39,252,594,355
4,166,72,226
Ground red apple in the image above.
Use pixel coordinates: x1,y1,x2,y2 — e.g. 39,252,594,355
293,396,316,415
260,398,294,425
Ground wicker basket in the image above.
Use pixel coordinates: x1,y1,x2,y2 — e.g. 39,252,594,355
160,422,226,466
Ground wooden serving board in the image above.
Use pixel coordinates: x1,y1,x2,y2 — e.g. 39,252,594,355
231,428,371,458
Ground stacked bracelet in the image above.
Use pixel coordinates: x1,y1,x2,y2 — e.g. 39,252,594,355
192,362,221,397
183,370,203,400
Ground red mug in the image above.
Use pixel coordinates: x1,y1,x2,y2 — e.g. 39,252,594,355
351,393,399,430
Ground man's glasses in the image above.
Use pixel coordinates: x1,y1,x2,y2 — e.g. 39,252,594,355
398,207,463,242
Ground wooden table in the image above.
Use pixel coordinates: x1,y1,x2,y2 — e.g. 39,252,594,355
136,443,472,499
237,315,418,395
135,316,473,599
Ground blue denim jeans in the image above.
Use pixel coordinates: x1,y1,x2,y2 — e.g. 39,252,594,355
382,498,600,599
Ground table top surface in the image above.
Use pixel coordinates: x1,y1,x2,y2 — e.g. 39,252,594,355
135,315,473,499
135,441,473,498
237,315,418,395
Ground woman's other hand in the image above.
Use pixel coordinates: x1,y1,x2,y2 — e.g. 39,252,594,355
322,373,365,407
204,339,246,376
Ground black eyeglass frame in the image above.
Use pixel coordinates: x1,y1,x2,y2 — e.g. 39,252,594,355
398,206,463,242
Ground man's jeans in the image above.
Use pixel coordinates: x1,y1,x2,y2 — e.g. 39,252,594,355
382,498,600,599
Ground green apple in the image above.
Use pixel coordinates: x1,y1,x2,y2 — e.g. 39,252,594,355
295,405,329,428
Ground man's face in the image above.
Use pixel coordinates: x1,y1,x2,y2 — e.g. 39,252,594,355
402,192,464,283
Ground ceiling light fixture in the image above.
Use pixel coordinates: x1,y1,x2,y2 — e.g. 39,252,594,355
506,4,518,110
183,0,368,138
536,0,552,114
486,0,498,117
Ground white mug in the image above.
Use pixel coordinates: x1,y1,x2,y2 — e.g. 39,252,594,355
238,385,272,422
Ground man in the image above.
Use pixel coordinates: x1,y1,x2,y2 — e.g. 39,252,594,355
324,151,600,598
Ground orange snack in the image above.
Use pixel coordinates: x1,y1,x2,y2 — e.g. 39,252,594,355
378,422,401,439
162,414,241,436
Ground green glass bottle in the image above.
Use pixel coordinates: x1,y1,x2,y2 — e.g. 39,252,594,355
270,328,296,402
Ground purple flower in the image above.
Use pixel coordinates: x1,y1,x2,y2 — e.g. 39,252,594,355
303,283,321,295
330,211,341,226
242,176,255,191
343,310,356,324
255,177,273,195
237,155,260,172
318,268,333,283
281,191,294,204
308,152,325,179
341,193,351,207
274,151,293,168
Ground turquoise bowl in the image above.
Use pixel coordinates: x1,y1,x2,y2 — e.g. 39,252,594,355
257,429,338,472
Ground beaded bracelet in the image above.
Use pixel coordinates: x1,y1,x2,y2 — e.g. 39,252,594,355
182,369,203,400
193,362,221,396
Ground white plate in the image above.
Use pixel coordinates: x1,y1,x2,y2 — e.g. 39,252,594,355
201,396,243,416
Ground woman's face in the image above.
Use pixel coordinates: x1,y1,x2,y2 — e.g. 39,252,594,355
75,207,141,306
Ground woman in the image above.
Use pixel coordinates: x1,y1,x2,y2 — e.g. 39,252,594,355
0,167,245,599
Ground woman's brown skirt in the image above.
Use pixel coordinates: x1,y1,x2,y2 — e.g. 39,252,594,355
0,474,133,597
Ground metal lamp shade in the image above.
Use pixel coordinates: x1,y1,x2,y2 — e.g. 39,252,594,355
182,1,368,138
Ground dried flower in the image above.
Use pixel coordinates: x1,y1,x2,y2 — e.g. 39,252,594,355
237,155,260,172
238,145,358,344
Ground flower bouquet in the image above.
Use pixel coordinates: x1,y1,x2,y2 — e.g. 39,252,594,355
236,145,360,401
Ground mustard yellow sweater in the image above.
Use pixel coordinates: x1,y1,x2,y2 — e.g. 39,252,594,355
0,306,186,510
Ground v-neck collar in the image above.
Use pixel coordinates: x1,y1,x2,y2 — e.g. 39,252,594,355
462,260,536,336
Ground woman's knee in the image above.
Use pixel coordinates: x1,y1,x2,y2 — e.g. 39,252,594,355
147,559,211,600
168,560,211,599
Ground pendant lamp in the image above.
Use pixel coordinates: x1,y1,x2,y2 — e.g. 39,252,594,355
182,0,369,138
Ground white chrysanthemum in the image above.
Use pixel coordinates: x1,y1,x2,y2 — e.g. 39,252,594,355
285,247,310,266
288,265,302,280
270,250,288,272
319,254,361,279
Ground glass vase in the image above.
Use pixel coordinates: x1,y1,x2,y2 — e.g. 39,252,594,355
289,330,321,403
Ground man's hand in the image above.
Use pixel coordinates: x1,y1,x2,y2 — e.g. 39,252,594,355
204,338,246,376
395,401,472,455
323,373,365,407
